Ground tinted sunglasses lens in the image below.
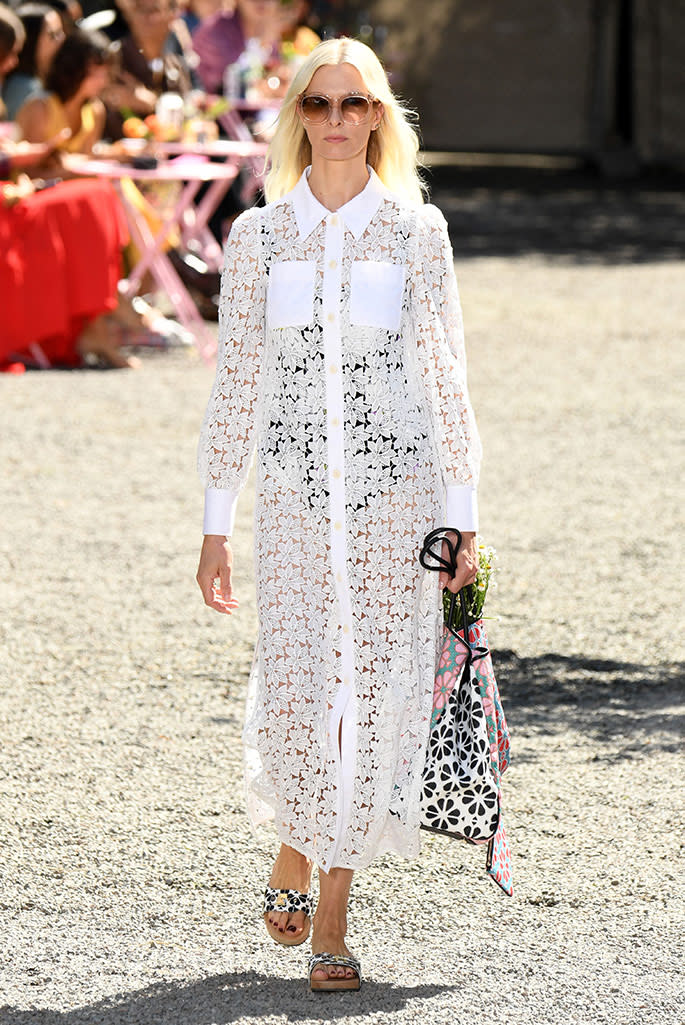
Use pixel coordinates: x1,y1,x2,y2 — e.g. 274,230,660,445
300,95,373,124
341,96,370,124
300,95,329,123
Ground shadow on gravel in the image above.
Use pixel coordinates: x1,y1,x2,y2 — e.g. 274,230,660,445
495,651,684,758
0,971,457,1025
428,164,685,264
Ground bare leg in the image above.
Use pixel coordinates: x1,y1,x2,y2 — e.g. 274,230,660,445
76,315,140,369
111,292,168,333
264,843,312,942
111,292,147,332
310,866,356,982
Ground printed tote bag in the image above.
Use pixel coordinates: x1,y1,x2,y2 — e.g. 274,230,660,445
419,528,512,895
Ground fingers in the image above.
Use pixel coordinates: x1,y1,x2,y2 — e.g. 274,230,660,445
445,543,479,593
197,537,239,615
212,574,239,614
218,562,232,603
196,567,214,606
197,570,238,615
446,569,471,594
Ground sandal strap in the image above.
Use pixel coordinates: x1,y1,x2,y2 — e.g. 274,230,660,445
263,886,313,918
308,952,361,982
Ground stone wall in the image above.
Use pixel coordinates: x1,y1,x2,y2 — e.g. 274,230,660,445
369,0,597,152
360,0,684,165
633,0,685,164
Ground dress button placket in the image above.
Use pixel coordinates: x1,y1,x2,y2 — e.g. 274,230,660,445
321,211,356,868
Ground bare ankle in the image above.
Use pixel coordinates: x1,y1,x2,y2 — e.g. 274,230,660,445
313,911,347,936
277,843,310,865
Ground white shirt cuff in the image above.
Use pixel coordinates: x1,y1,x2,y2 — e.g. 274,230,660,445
203,487,239,536
445,485,479,531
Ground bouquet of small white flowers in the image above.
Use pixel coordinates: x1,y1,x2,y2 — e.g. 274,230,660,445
442,535,498,625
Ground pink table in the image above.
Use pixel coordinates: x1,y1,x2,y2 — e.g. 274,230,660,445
156,138,268,208
154,139,267,160
113,139,267,254
63,153,240,361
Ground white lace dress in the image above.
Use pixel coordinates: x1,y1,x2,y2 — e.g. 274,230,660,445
199,167,481,872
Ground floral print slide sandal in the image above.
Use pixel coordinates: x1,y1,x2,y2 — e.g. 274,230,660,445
263,886,314,946
308,952,362,992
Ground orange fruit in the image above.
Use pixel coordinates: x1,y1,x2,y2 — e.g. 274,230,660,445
122,116,148,139
144,114,165,140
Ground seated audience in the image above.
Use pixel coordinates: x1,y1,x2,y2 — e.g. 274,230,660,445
2,3,66,119
0,12,133,369
2,17,180,367
192,0,280,94
17,26,109,156
101,0,195,140
17,26,182,268
181,0,231,37
278,0,318,56
0,170,140,369
0,3,24,90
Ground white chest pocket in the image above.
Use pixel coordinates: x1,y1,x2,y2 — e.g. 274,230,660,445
349,260,406,331
267,260,316,329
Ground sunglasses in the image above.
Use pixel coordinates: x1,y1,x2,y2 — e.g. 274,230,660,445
298,92,379,126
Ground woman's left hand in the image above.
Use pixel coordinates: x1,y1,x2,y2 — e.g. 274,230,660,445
4,131,70,169
439,531,478,593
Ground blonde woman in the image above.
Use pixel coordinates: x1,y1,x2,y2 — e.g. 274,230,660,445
196,37,481,991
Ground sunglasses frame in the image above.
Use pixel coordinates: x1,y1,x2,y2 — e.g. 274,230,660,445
297,91,380,127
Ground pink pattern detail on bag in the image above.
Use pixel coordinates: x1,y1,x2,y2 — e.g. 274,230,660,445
487,809,513,896
431,627,468,727
431,619,492,727
471,622,510,782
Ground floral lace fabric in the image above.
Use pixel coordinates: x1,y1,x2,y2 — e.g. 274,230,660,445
198,172,481,871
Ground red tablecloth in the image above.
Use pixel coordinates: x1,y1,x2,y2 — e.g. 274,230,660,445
0,178,129,367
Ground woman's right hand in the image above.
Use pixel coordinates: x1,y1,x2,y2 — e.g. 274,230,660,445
196,535,239,615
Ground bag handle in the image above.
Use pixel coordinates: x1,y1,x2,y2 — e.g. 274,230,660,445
419,527,488,666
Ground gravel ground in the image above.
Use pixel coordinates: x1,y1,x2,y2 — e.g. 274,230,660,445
0,172,683,1025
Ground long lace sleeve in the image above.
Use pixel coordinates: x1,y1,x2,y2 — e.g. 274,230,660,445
412,204,482,529
198,207,266,533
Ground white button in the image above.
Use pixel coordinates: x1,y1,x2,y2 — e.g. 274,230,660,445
334,521,342,531
330,215,339,227
329,364,338,374
331,416,340,427
332,469,341,479
336,572,342,583
343,624,350,634
327,312,335,323
343,675,350,685
329,259,337,269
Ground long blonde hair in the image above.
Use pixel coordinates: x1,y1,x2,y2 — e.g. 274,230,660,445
264,37,425,205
